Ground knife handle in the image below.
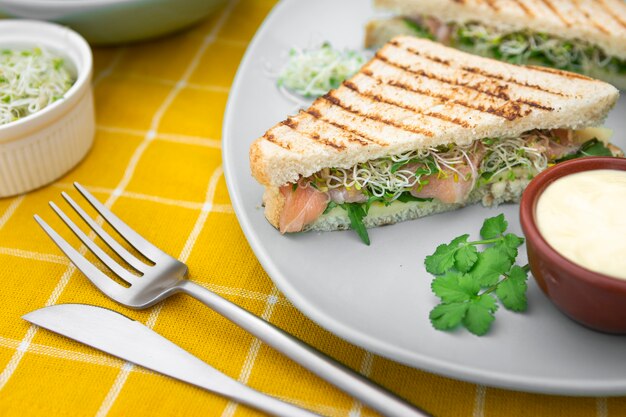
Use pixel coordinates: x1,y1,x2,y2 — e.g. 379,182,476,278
179,280,431,417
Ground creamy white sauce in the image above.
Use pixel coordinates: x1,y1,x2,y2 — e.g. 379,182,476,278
536,169,626,280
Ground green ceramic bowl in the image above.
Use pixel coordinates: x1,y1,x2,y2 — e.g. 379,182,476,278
0,0,226,45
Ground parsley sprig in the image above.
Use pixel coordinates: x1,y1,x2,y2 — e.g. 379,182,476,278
425,214,529,336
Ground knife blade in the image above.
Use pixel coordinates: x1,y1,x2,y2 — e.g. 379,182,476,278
23,304,320,417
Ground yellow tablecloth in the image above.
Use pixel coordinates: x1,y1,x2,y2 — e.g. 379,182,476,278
0,1,624,416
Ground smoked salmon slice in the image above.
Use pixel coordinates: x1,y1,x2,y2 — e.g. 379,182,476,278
279,182,329,233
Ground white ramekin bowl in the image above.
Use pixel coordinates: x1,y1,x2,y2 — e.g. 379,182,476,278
0,20,94,198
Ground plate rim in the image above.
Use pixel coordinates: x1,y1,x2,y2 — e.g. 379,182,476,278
222,0,626,396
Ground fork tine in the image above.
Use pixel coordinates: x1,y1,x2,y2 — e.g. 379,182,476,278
34,215,127,301
61,192,148,273
48,201,138,284
73,182,167,261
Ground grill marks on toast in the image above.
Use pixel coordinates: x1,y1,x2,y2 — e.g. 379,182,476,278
460,65,568,97
571,0,612,35
343,79,475,128
280,117,346,150
387,40,569,97
539,0,573,26
305,107,389,147
369,59,523,120
296,111,374,147
390,41,563,107
525,65,594,80
264,133,291,150
512,0,536,17
364,66,525,121
484,0,500,11
373,51,550,120
597,0,626,29
271,110,379,152
321,91,435,137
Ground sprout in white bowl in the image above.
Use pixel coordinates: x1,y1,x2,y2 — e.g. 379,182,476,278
0,47,75,126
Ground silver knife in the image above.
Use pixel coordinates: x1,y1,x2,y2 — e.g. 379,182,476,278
23,304,320,417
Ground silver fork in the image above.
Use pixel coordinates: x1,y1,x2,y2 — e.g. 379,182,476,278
35,182,430,417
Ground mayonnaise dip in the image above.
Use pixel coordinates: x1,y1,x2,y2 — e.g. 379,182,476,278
535,169,626,280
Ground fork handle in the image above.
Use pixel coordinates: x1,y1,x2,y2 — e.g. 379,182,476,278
179,281,431,417
214,379,321,417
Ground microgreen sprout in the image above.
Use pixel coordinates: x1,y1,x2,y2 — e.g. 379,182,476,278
0,47,75,126
311,131,551,205
277,42,368,98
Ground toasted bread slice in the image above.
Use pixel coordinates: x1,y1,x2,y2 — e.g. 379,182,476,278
373,0,626,60
250,37,619,188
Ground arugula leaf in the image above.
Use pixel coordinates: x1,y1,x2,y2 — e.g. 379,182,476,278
555,138,613,163
480,214,507,239
463,295,498,336
390,160,412,173
469,246,513,287
403,18,435,40
495,265,528,312
396,193,433,203
323,201,337,214
344,203,370,246
390,161,406,174
581,139,613,157
429,302,469,331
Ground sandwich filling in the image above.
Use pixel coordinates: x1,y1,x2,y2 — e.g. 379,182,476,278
394,17,626,79
277,128,616,243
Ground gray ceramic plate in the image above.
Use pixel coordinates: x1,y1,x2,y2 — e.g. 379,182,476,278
223,0,626,395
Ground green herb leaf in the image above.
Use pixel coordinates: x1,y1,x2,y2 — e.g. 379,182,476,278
455,244,478,272
496,265,528,311
390,161,406,173
463,295,498,336
495,233,525,260
423,214,529,336
344,203,370,245
480,214,507,239
431,272,474,303
458,272,481,295
323,201,337,214
403,18,435,40
469,246,513,286
555,138,613,162
429,302,469,331
581,139,613,157
425,234,469,274
396,193,432,203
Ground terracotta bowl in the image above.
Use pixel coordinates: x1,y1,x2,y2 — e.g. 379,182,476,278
520,156,626,334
